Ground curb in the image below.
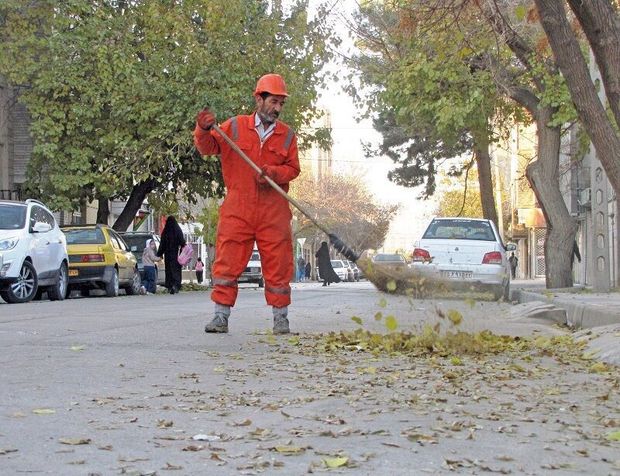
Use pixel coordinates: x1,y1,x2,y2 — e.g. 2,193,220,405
512,289,620,329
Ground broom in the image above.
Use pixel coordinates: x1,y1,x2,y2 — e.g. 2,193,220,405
212,124,436,295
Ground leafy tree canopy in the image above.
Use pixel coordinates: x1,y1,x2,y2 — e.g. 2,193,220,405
349,1,506,196
0,0,337,226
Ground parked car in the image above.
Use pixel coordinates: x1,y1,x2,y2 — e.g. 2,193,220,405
411,217,516,300
118,231,166,285
371,253,408,273
329,259,349,281
0,199,69,303
350,262,362,281
342,260,355,282
239,249,264,287
62,224,141,297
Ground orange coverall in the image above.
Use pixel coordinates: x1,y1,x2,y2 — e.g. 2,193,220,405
194,114,300,308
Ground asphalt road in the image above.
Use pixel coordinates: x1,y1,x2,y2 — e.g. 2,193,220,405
1,281,619,475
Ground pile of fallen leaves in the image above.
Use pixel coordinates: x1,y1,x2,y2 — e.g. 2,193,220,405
180,282,210,292
316,326,585,360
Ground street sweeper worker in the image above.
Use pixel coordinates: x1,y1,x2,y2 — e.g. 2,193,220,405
193,73,300,335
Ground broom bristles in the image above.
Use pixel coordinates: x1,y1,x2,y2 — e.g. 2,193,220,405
356,251,447,297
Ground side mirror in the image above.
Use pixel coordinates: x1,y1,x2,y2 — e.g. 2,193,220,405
32,222,52,233
506,243,517,251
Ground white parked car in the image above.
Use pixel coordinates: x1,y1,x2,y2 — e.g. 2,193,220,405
239,249,264,287
330,259,349,281
342,260,355,282
411,217,515,300
0,199,69,303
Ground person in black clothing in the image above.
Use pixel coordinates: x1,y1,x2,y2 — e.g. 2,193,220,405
315,241,340,286
304,261,311,280
571,240,582,269
157,216,186,294
508,252,518,279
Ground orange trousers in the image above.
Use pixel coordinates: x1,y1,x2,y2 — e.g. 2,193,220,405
210,189,293,308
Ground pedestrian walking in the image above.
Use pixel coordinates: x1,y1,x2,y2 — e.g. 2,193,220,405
315,241,340,287
195,257,204,284
571,240,582,269
141,239,161,294
297,255,305,282
157,216,186,295
508,252,518,279
194,73,300,335
304,261,311,280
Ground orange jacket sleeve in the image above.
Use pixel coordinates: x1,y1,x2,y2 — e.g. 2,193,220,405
193,125,220,156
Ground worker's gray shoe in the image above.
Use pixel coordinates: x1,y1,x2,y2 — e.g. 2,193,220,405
205,313,229,333
205,304,230,333
273,306,290,334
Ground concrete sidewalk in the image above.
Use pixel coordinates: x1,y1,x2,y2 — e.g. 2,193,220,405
511,279,620,328
511,279,620,365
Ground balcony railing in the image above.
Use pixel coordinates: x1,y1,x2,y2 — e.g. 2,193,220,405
0,189,21,201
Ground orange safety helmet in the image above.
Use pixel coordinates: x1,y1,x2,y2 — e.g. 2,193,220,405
254,73,288,97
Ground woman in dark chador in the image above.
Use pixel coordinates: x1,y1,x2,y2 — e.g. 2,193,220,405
157,216,186,294
315,241,340,287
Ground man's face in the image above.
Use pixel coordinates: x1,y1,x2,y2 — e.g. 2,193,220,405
256,94,286,124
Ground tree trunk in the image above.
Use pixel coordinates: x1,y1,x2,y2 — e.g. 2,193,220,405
526,107,578,288
483,2,579,288
534,0,620,197
472,130,499,227
112,179,155,232
567,0,620,129
96,197,110,225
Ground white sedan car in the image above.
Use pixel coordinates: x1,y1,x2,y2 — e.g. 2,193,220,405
411,217,515,300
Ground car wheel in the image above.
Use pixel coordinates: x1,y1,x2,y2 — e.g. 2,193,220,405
48,262,68,301
3,260,38,303
125,268,141,295
258,278,264,288
105,268,120,297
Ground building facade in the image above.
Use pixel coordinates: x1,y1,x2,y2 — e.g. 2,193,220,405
0,80,31,200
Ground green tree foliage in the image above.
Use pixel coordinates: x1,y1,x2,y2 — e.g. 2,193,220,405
0,0,336,228
349,1,508,202
435,168,483,218
195,199,220,246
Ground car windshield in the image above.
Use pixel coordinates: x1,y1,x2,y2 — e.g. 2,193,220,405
374,254,404,262
122,235,152,252
64,228,106,244
331,260,343,268
0,204,27,230
423,219,496,241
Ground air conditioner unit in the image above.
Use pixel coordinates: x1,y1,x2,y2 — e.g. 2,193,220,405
578,188,591,207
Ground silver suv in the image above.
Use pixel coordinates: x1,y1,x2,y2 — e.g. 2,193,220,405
0,199,69,303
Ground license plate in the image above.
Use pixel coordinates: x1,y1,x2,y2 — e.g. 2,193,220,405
69,269,79,277
441,270,472,279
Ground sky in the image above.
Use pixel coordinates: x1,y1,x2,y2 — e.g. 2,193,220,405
308,0,437,252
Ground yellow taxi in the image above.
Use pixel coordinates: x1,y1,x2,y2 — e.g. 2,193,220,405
61,224,141,297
